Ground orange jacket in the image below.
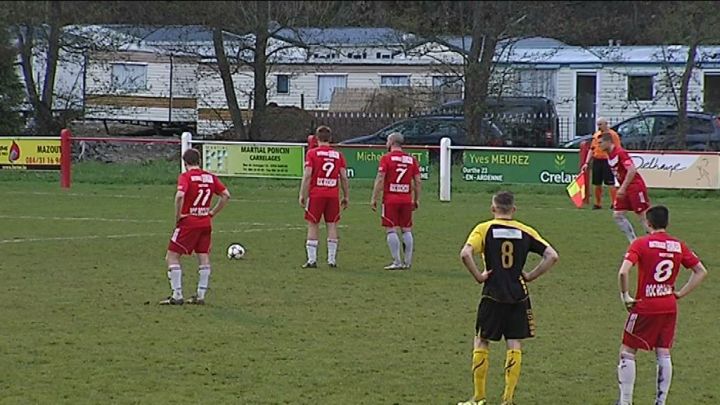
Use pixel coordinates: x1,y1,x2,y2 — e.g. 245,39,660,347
589,129,621,160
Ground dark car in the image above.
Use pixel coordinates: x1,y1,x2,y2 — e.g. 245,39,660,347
562,111,720,151
339,115,506,146
430,96,560,147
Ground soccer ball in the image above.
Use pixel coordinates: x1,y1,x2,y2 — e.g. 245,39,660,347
227,243,246,260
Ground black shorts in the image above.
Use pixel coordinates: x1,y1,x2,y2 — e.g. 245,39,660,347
475,297,535,341
591,158,615,186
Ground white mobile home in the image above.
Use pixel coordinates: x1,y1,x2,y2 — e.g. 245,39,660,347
195,28,720,139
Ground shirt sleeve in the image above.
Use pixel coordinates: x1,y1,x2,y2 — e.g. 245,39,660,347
412,157,421,176
465,223,488,252
177,174,188,192
213,175,227,195
304,150,314,168
524,226,550,255
338,152,346,169
680,242,701,268
620,150,635,170
378,155,388,173
624,240,641,264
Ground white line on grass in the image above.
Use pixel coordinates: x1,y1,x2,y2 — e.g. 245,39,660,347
0,225,330,245
0,215,284,226
5,191,292,204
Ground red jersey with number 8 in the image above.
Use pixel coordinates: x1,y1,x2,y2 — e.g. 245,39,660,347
177,168,227,228
305,145,346,198
379,150,420,204
624,232,700,315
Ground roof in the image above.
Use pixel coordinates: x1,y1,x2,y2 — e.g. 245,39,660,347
589,45,720,65
274,27,408,47
438,36,568,53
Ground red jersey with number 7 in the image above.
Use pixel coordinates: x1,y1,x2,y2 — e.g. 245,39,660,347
177,168,227,228
379,150,420,204
624,232,700,315
305,145,346,198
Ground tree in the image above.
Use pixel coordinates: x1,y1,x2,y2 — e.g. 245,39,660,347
388,1,543,144
0,27,25,134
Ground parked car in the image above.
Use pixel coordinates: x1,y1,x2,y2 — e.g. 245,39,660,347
339,115,507,146
430,96,560,147
563,111,720,151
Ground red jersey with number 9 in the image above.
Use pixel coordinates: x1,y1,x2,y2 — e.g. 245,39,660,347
379,150,420,204
177,168,227,228
625,232,700,315
305,145,346,198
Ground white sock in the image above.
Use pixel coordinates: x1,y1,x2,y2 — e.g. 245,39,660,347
618,351,636,405
386,232,402,265
614,214,637,242
656,353,673,405
306,240,318,263
327,239,338,264
197,265,211,300
402,231,414,266
168,265,182,300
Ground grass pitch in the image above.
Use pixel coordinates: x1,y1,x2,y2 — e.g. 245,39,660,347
0,162,718,404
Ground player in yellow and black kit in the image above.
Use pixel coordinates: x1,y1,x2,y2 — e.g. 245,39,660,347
457,191,559,405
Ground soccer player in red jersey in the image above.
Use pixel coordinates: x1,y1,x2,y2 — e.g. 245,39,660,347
161,148,231,305
599,132,651,242
616,205,707,405
370,132,422,270
298,126,349,268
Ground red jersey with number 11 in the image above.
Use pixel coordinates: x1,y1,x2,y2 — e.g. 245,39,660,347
379,150,420,204
305,146,346,198
624,232,700,315
177,168,227,228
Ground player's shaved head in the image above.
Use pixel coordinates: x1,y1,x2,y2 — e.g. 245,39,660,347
387,132,404,146
315,125,332,142
646,205,669,230
183,148,201,166
492,191,515,215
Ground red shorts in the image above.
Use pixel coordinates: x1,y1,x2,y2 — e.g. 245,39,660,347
381,202,414,228
305,196,340,224
614,186,650,213
168,226,212,255
622,312,677,350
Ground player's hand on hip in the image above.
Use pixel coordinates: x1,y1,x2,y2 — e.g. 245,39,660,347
341,197,349,210
617,188,626,199
621,292,640,312
478,269,493,283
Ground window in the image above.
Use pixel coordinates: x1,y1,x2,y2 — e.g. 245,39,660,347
380,75,410,87
704,74,720,112
277,75,289,94
688,117,715,134
317,75,347,103
111,63,147,91
617,117,655,139
516,69,556,99
628,75,654,101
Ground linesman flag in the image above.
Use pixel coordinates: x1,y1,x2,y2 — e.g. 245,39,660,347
566,170,586,208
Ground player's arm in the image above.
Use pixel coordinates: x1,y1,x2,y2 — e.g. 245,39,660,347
412,173,422,209
618,259,638,311
460,244,492,284
174,190,185,224
523,245,559,282
339,167,349,209
209,189,231,218
675,262,708,299
370,170,384,211
298,166,312,207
